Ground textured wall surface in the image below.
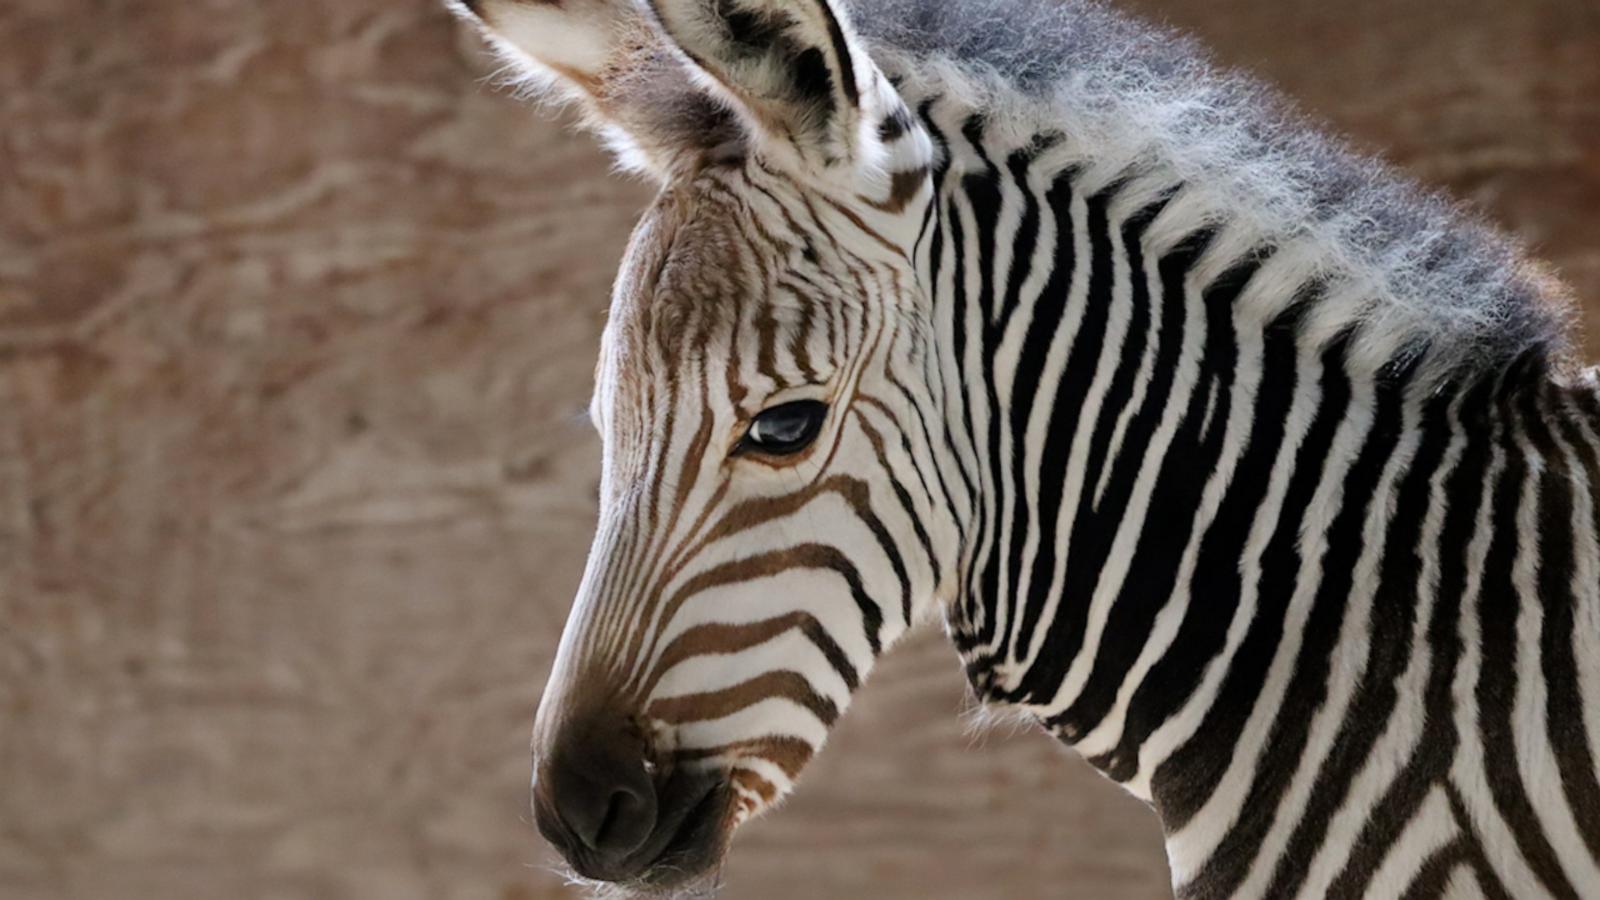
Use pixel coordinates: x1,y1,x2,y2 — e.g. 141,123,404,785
2,2,1597,898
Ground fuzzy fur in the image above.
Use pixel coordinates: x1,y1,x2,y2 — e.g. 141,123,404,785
847,0,1575,384
455,3,1589,895
470,0,1577,384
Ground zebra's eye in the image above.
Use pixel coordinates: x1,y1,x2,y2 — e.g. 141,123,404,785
738,400,829,456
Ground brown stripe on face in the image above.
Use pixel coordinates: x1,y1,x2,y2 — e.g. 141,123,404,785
593,380,679,656
753,301,782,384
639,365,739,593
750,159,849,256
651,473,734,603
850,408,942,591
676,735,815,781
610,296,744,670
611,464,739,688
673,400,718,521
853,386,946,512
817,193,903,259
618,470,887,698
616,480,741,682
637,541,885,673
779,284,821,382
732,768,779,807
639,610,861,701
589,190,700,653
741,167,820,255
595,349,675,637
738,167,883,380
646,669,839,726
668,473,875,569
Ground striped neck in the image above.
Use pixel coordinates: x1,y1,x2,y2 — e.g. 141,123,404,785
902,71,1600,898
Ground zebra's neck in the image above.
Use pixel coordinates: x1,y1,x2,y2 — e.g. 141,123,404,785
834,3,1600,893
895,59,1600,897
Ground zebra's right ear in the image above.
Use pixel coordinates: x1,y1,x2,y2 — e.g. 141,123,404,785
447,0,743,179
643,0,932,190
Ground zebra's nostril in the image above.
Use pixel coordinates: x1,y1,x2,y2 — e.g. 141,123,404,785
532,719,661,877
531,721,735,886
588,785,650,851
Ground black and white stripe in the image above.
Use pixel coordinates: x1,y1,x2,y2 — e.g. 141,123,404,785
455,0,1598,894
891,61,1600,899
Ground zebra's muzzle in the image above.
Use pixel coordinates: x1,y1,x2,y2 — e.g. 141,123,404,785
532,717,733,888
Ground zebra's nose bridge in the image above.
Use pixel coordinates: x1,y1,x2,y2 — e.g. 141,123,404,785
554,510,662,693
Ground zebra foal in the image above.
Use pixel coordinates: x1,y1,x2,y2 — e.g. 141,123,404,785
445,0,1600,896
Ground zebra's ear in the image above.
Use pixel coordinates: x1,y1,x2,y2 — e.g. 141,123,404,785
643,0,917,174
447,0,743,179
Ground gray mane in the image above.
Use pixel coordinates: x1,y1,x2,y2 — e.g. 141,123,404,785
851,0,1574,382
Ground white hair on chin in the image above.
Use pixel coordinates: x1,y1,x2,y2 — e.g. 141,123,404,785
549,862,725,900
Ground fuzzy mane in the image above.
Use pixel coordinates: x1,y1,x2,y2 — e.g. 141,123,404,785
850,0,1575,382
479,0,1577,382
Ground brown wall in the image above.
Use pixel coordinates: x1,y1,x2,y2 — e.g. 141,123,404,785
2,2,1597,898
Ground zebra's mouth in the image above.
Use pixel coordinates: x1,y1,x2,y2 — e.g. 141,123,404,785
557,771,733,894
622,773,733,889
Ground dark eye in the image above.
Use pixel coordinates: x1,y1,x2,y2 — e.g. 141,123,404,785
737,400,829,456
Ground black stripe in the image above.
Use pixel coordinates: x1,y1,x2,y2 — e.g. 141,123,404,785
930,112,989,655
814,0,859,108
994,136,1057,330
915,102,981,527
800,616,860,692
990,140,1054,671
956,116,1009,667
1067,250,1257,767
1075,190,1175,516
956,114,1008,658
1523,379,1600,863
1081,255,1281,781
1557,390,1600,869
846,478,915,627
1006,219,1216,705
1323,374,1491,898
990,167,1081,675
1446,782,1515,900
878,107,912,142
1002,184,1129,699
1152,309,1349,829
1398,839,1467,900
1269,352,1443,899
1475,356,1579,899
1179,334,1406,900
853,413,942,591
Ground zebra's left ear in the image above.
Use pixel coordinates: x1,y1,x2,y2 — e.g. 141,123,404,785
645,0,927,185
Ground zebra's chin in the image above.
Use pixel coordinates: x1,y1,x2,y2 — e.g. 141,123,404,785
552,851,727,900
554,871,724,900
551,852,726,900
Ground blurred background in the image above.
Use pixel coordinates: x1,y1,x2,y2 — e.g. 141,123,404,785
2,1,1597,898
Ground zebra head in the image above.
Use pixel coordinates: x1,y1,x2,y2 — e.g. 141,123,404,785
450,0,951,891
